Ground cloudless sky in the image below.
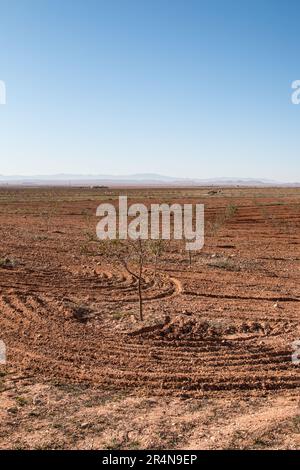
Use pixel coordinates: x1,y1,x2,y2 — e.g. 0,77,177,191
0,0,299,181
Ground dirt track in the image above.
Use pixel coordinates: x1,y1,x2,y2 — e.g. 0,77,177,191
0,186,299,448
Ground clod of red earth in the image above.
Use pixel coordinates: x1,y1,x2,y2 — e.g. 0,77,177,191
133,315,279,342
64,302,96,323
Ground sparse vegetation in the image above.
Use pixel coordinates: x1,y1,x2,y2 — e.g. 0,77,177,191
0,186,299,450
0,257,16,269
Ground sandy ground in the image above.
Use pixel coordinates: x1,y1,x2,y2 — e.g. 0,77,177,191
0,186,299,449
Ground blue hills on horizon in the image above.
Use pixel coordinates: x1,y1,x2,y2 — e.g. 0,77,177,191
0,173,299,186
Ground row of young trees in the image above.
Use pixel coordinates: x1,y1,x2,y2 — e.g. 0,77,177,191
97,203,238,322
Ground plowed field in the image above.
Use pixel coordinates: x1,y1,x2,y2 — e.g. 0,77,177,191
0,186,299,449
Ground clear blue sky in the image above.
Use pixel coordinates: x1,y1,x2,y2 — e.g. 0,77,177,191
0,0,299,181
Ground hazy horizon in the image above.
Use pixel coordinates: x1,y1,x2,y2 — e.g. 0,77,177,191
0,172,299,186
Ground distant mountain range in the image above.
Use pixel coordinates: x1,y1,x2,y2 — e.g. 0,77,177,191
0,173,299,187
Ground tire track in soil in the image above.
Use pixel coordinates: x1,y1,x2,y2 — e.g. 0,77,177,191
0,288,298,398
0,191,299,398
0,268,180,303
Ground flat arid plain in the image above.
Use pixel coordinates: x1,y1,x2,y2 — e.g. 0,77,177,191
0,186,299,450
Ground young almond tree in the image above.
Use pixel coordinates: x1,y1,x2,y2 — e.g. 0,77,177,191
99,238,149,321
208,202,237,238
149,239,167,280
180,240,194,268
